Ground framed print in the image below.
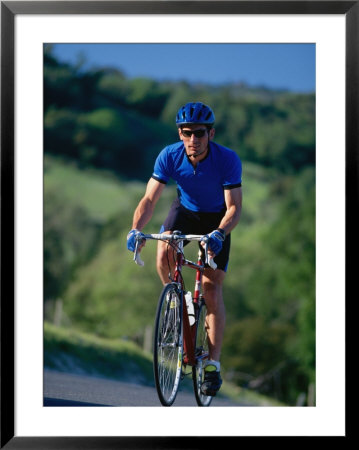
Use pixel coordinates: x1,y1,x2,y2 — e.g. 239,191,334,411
1,1,355,447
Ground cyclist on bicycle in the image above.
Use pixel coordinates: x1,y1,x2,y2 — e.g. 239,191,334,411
127,102,242,396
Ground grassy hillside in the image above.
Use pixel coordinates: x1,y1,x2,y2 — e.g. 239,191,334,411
44,321,154,385
44,155,145,221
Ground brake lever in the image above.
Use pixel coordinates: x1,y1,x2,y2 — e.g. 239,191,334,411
133,237,145,266
204,241,217,270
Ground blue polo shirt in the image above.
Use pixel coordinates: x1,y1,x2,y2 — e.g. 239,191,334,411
152,141,242,212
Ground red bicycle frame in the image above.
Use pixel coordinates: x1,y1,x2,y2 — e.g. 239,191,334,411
173,247,204,366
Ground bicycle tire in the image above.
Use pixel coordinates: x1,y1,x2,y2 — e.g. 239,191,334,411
153,283,183,406
192,300,213,406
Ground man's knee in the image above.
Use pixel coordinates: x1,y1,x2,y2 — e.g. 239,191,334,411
203,269,226,290
203,271,225,307
156,245,167,270
203,279,221,296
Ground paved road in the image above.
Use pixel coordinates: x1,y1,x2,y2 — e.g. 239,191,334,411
44,369,241,407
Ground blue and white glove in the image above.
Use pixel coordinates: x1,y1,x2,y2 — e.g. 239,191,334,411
127,229,144,252
204,229,226,255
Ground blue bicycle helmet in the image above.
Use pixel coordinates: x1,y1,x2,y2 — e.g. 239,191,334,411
176,102,215,127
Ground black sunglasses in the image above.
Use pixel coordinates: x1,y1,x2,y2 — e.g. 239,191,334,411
181,128,208,138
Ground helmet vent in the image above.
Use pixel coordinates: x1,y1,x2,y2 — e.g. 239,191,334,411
204,111,212,121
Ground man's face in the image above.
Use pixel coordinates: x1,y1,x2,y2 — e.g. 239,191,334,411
179,124,215,159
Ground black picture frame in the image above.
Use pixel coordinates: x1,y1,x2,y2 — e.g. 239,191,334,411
1,1,354,447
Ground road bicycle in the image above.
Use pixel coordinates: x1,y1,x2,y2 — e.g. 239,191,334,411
133,230,217,406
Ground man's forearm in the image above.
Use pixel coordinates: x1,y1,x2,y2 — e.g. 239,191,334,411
130,178,165,232
218,205,241,235
132,197,155,231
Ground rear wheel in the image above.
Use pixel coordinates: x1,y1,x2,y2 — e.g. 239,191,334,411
192,299,212,406
153,283,183,406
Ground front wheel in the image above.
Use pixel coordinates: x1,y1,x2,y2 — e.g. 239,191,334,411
192,300,213,406
153,283,183,406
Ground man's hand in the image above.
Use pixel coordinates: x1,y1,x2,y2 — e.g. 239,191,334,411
127,229,145,252
202,229,226,255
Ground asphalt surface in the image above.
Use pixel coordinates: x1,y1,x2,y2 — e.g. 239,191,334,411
44,369,241,407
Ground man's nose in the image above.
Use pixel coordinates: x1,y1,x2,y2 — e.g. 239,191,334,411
190,133,199,142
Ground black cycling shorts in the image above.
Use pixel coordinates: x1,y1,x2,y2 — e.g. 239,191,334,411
160,198,231,272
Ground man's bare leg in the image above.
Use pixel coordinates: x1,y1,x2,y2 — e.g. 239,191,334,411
156,230,176,284
202,268,226,362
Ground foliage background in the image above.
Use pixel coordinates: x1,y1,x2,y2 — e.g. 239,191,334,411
44,44,315,405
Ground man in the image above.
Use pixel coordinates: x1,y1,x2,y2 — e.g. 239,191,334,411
127,102,242,396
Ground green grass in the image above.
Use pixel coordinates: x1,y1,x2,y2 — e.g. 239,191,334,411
44,154,144,221
44,321,154,385
44,154,177,228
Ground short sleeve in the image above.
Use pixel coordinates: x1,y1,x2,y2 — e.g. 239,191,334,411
222,151,242,189
152,148,171,184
